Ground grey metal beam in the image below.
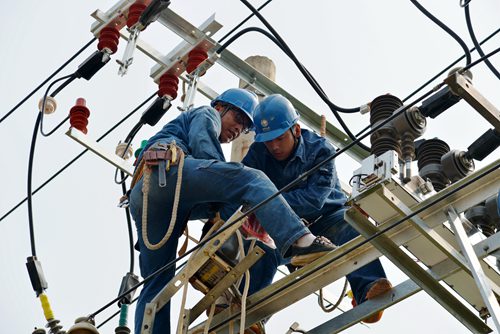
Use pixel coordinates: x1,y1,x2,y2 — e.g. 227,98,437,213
345,209,491,334
307,232,500,334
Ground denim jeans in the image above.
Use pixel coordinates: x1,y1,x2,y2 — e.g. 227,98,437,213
129,157,310,334
246,209,387,305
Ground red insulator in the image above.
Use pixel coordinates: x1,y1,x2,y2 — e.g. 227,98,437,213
98,26,120,54
127,2,147,28
158,73,179,100
69,98,90,134
186,49,208,75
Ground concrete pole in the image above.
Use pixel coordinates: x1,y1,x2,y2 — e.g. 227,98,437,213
231,56,276,162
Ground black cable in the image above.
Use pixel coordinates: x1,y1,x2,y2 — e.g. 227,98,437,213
237,0,370,153
89,85,437,319
27,113,42,257
403,27,500,102
463,45,500,72
212,159,500,332
464,5,500,80
410,0,471,66
0,92,157,224
0,37,97,125
121,171,135,274
238,1,359,112
114,123,144,185
217,0,273,43
217,24,370,152
39,74,76,137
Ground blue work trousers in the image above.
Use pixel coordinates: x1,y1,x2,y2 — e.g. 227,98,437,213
129,157,309,334
246,210,387,305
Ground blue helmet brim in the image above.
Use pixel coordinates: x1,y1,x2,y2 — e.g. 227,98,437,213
254,126,288,142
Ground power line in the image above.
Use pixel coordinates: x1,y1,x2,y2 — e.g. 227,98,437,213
0,37,96,125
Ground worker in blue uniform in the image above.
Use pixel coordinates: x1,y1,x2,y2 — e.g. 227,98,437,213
241,94,392,324
128,88,336,334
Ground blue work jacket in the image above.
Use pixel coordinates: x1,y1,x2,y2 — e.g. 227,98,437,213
242,129,347,222
139,106,226,161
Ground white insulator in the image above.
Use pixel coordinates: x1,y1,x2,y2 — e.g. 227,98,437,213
359,103,370,115
116,141,134,160
38,96,57,114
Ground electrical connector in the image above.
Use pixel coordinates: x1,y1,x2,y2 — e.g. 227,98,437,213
140,97,172,126
26,256,48,296
75,50,111,81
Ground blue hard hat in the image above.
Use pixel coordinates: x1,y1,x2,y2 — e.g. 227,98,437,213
253,94,300,142
211,88,258,127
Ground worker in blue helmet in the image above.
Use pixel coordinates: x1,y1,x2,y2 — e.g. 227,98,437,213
242,94,392,324
128,88,336,334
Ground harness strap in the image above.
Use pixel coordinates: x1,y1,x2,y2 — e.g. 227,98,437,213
141,143,186,251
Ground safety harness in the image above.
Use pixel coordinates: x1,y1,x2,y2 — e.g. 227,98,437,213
130,142,186,251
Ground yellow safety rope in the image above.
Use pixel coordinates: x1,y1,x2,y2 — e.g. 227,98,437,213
141,148,185,250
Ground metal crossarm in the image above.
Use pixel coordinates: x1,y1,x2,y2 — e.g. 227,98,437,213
345,208,491,333
446,206,500,331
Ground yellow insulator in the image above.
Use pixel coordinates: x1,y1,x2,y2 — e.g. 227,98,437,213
346,289,354,299
39,293,54,321
67,317,100,334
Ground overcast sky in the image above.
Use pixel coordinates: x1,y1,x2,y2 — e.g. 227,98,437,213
1,1,499,333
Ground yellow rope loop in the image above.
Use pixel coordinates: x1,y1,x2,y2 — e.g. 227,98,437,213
142,148,186,251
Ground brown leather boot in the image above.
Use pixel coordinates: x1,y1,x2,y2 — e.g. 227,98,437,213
362,278,392,323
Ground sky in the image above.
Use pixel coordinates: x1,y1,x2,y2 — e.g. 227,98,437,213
0,0,499,333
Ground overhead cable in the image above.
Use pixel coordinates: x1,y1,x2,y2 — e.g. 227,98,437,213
0,37,97,125
403,27,500,102
464,5,500,80
217,0,273,43
410,0,471,65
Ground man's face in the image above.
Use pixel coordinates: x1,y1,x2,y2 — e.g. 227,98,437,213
264,124,300,161
219,109,250,143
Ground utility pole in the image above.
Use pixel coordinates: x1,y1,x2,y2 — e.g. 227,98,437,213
231,55,276,162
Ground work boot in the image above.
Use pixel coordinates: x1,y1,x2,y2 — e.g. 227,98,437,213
361,278,393,323
288,236,336,266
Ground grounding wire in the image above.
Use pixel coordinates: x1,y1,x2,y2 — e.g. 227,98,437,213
217,0,273,44
410,0,471,66
464,5,500,80
0,92,157,224
0,37,97,125
39,74,76,137
212,158,500,332
217,25,370,152
403,26,500,103
89,84,437,319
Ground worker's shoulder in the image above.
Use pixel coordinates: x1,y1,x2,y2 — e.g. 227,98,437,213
301,129,335,152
